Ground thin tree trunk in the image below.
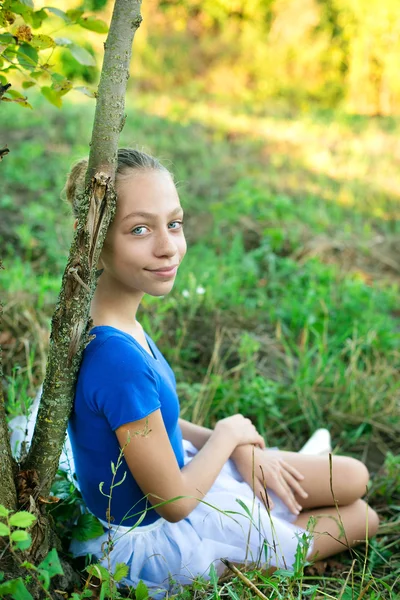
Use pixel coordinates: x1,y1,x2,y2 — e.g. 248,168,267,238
87,0,143,182
20,0,143,505
0,317,17,510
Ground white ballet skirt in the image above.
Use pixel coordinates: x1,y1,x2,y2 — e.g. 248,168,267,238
9,388,313,598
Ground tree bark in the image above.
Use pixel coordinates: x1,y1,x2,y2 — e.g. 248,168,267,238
18,0,142,513
87,0,143,183
0,303,18,510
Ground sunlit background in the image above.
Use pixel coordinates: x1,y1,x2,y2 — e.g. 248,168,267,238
1,1,399,594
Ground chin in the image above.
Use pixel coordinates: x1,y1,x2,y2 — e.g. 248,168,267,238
146,283,175,297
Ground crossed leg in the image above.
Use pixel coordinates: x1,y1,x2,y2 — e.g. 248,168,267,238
264,450,379,561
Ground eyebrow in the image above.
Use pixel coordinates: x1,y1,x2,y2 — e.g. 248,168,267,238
121,207,184,222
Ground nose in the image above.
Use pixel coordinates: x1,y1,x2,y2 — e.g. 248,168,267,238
153,228,178,258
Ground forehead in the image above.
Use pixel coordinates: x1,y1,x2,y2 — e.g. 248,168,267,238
116,170,180,217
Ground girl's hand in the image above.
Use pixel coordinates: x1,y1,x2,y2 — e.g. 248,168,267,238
215,415,265,449
232,446,308,516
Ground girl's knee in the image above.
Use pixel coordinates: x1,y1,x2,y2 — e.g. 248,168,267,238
367,505,380,537
334,457,370,501
353,499,379,539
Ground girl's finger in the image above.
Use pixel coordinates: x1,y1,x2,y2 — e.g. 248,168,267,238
279,460,305,480
274,480,301,515
256,484,274,510
270,476,301,516
281,469,308,499
257,435,266,449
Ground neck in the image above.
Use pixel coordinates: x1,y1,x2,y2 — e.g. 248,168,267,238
90,272,144,331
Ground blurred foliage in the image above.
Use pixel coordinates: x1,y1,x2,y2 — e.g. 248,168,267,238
0,0,107,109
3,0,400,114
130,0,400,115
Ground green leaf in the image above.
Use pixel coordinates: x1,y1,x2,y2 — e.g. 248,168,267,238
38,568,50,590
87,0,108,9
22,80,36,89
9,1,32,21
19,0,34,7
0,523,10,536
0,11,8,28
273,568,293,578
78,16,108,34
11,530,29,542
235,498,254,521
227,587,241,600
14,533,32,551
111,461,116,475
31,8,48,29
66,8,84,22
0,506,10,518
38,548,64,578
303,585,320,596
17,44,38,69
113,562,129,582
51,76,72,96
99,481,109,497
20,561,36,570
9,511,36,528
0,33,15,44
112,471,127,488
54,37,72,47
86,564,110,582
135,580,149,600
51,72,64,83
68,43,96,67
44,6,68,21
209,563,218,589
41,86,62,108
99,581,107,600
74,85,96,98
227,586,240,600
30,34,55,50
0,578,34,600
72,513,104,541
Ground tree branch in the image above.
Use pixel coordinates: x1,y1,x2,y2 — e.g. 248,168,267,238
22,0,143,499
87,0,143,182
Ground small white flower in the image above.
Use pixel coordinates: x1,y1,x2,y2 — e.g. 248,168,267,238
196,286,205,295
182,289,190,298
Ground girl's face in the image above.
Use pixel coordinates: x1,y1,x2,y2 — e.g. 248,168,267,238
99,169,186,297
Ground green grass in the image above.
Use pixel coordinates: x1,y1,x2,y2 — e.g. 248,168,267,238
1,91,400,598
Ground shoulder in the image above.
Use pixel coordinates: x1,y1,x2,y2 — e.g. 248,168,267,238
82,330,157,388
80,331,161,427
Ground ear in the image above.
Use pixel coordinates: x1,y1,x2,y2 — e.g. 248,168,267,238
73,218,78,231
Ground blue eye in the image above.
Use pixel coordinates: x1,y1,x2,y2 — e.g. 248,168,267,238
131,226,148,236
168,220,183,230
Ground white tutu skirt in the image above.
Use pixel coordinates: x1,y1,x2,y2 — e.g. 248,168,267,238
71,440,312,597
9,390,313,598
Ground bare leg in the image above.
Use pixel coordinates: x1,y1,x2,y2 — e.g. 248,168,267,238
264,450,370,509
295,499,379,561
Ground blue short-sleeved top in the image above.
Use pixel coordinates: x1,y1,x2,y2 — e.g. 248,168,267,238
68,326,185,527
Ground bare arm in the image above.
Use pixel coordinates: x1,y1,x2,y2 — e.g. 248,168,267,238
179,418,263,459
178,418,212,449
116,410,264,523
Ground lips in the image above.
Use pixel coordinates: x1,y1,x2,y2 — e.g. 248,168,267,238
146,264,179,277
148,265,178,272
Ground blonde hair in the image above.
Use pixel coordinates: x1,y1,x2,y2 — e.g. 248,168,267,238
63,148,172,218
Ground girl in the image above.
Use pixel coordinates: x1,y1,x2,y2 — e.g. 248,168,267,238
64,149,378,597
